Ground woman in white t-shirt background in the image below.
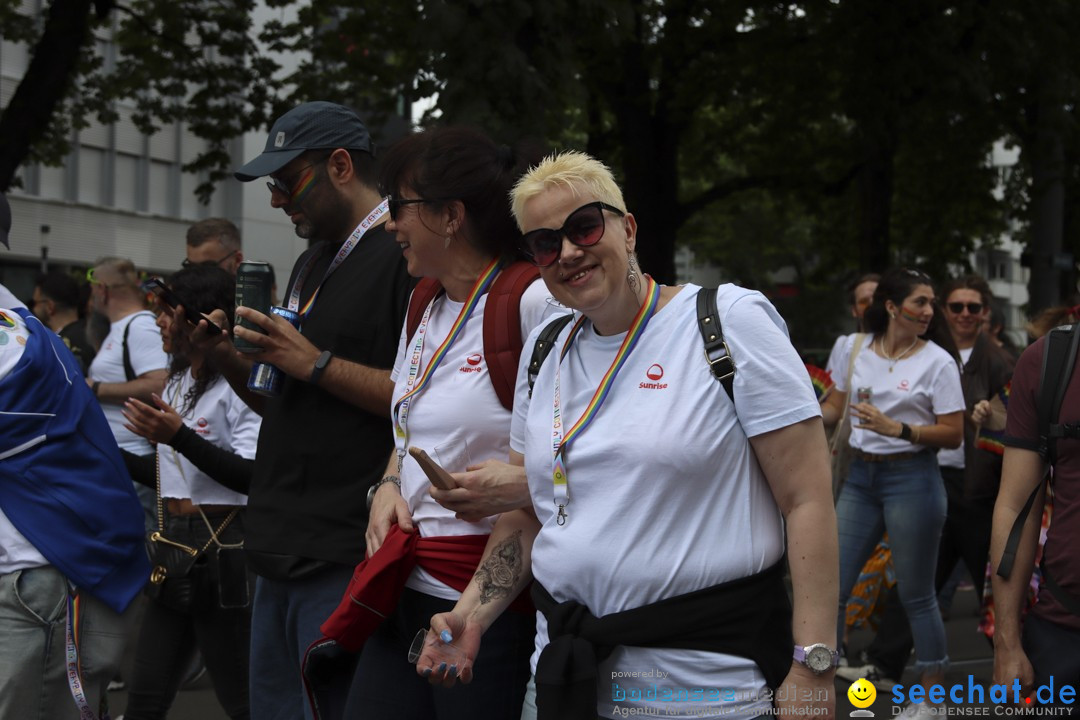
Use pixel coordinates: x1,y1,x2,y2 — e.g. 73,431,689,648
119,265,260,720
416,151,839,720
821,267,964,716
351,127,562,720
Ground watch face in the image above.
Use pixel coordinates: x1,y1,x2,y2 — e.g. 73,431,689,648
806,645,833,673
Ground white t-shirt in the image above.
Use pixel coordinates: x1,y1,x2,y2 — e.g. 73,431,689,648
157,371,260,506
390,279,563,600
89,311,168,454
833,335,964,455
937,346,974,469
511,284,821,719
0,306,50,574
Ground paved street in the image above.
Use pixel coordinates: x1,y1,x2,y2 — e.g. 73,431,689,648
109,587,1000,719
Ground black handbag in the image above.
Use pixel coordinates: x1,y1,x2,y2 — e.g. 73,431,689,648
146,456,237,613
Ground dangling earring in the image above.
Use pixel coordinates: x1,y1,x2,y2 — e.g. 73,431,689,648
627,253,641,294
444,235,452,249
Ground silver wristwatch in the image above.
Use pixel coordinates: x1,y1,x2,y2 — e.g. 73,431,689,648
792,643,840,674
365,475,401,511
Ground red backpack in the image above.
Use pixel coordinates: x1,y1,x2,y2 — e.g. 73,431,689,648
404,261,541,411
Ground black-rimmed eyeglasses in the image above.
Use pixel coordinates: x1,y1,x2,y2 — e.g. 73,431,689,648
181,250,238,270
519,201,625,268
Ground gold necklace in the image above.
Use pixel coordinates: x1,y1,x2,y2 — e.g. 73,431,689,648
879,336,919,373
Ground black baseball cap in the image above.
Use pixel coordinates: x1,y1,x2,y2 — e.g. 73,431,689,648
234,101,374,182
0,193,10,249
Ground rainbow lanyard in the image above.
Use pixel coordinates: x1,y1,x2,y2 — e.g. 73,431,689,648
393,258,502,468
286,198,389,321
550,276,659,525
66,591,107,719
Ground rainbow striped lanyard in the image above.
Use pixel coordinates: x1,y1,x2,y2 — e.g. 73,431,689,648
66,591,107,719
393,258,503,468
286,198,390,321
550,276,659,526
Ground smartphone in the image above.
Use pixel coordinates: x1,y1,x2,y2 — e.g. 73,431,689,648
216,546,250,609
408,447,458,490
142,278,222,335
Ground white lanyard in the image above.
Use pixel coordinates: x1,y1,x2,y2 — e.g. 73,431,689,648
286,199,389,319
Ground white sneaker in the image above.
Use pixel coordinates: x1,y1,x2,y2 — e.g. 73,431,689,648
835,663,898,690
902,702,945,719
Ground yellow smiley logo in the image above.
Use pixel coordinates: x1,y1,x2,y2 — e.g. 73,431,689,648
848,678,876,708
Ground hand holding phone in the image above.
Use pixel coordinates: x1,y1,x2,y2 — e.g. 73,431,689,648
408,447,458,490
142,278,222,335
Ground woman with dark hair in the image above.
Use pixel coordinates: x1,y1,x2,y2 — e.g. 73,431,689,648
821,267,964,718
344,126,562,719
119,265,260,720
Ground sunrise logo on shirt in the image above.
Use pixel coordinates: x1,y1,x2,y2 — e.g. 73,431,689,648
639,363,668,390
459,353,484,374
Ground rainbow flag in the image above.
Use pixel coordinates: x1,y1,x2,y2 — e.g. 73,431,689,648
975,382,1010,455
805,363,834,402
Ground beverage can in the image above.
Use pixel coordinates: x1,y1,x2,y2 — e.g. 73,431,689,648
856,387,873,404
234,261,274,353
247,306,301,397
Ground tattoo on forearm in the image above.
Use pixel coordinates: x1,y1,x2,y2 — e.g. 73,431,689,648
473,530,523,605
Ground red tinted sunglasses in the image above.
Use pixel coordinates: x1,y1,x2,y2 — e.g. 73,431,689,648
519,201,624,268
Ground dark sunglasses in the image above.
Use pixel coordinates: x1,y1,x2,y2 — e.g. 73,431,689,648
181,250,237,269
387,196,451,221
519,201,625,268
266,153,332,198
946,301,983,315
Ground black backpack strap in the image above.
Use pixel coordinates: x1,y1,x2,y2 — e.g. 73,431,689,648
527,314,575,398
696,288,735,402
998,323,1079,581
122,315,137,382
1043,323,1080,466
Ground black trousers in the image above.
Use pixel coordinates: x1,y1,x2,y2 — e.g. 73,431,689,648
123,511,251,720
347,586,534,719
865,467,993,679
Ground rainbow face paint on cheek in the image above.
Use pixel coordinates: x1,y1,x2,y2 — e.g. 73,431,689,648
288,167,318,205
900,306,922,323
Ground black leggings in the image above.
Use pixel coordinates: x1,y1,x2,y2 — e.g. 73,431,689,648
123,511,251,720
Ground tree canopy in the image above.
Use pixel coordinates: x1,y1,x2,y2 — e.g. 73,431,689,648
2,0,1078,345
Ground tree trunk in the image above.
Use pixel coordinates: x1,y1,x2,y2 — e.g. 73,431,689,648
856,133,896,273
1026,91,1067,314
0,0,95,192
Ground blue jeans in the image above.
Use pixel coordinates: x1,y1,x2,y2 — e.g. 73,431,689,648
0,565,135,720
249,564,354,720
836,451,949,674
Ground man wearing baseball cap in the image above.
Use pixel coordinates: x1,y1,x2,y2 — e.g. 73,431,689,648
198,102,413,718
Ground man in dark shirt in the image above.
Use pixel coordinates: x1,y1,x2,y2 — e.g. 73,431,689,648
991,324,1080,701
195,102,413,719
31,270,96,374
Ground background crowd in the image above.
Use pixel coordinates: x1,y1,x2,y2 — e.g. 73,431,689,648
0,99,1077,720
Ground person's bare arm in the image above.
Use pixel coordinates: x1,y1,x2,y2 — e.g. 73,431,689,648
990,446,1045,697
851,405,963,449
233,306,394,416
91,368,167,405
750,416,837,717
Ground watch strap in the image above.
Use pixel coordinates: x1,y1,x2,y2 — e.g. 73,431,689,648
310,350,333,385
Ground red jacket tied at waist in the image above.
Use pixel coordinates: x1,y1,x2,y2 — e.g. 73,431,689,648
320,524,531,652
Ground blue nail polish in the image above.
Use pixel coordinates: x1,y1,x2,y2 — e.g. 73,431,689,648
438,662,447,673
440,630,453,644
449,665,458,678
422,667,432,678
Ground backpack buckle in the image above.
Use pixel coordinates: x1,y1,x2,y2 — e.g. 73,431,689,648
704,342,735,381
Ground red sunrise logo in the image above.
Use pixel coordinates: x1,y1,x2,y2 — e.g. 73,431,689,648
466,354,482,366
646,364,664,381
